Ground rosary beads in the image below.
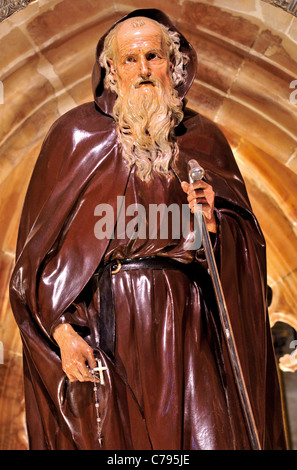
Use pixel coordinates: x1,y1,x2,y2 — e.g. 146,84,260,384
91,358,107,447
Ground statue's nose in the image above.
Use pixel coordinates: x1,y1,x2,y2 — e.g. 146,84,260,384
139,57,151,78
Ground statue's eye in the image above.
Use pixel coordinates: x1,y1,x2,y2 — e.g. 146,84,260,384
124,56,136,63
147,53,160,61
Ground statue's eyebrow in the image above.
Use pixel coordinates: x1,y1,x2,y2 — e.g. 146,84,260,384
121,51,137,57
120,47,165,58
146,48,164,55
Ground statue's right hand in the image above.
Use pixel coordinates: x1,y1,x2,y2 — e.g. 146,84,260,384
53,323,97,382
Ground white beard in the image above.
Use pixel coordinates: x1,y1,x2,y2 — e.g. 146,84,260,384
113,77,184,182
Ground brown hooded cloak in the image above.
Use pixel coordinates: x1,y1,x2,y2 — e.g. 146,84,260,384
9,9,287,450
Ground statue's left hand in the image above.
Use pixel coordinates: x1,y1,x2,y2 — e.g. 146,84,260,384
181,180,217,233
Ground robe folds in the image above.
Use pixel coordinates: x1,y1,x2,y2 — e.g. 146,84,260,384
9,9,287,450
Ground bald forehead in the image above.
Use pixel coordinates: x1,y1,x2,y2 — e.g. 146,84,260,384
116,17,163,36
113,17,166,56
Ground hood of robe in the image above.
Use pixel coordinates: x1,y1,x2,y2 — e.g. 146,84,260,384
92,9,198,116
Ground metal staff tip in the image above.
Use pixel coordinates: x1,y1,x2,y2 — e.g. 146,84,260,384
188,159,205,183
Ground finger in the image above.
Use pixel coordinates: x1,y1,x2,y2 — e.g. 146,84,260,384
187,189,205,203
84,347,97,370
71,362,92,382
63,359,89,382
65,370,77,382
68,369,95,383
190,200,208,213
63,364,79,382
181,181,189,193
76,361,94,382
189,181,208,191
193,185,215,208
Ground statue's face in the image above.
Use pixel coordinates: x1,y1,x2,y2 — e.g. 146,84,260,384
110,19,173,96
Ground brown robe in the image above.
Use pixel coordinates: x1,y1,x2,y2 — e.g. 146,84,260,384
9,9,287,450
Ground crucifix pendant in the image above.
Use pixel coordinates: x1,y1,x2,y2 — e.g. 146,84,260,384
93,359,107,385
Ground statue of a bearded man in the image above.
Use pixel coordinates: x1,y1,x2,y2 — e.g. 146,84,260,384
10,9,287,450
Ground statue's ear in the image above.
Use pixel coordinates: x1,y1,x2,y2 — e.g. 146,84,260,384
107,58,116,77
